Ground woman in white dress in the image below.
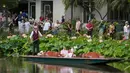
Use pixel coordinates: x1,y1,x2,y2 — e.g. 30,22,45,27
124,21,129,39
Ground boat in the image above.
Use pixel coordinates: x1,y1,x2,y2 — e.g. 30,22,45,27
23,55,123,65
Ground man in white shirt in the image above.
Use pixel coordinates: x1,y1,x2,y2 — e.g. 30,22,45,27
43,19,51,34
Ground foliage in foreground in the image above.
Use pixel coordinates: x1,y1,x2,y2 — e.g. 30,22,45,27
0,35,130,59
0,35,31,57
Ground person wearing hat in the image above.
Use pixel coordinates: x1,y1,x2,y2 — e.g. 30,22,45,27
123,21,129,39
30,25,42,55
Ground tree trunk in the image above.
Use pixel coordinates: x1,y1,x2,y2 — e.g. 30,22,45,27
71,3,73,21
83,8,86,22
79,3,103,20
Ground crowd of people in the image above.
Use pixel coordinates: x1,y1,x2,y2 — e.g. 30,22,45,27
83,20,130,41
0,11,130,40
1,11,130,55
14,11,65,35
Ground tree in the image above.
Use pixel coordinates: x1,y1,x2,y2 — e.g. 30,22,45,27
62,0,80,20
0,0,19,27
111,0,130,12
63,0,130,21
62,0,105,20
95,0,130,12
93,0,107,9
0,0,19,9
62,0,80,10
95,0,130,20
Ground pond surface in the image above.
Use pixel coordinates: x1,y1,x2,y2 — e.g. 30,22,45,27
0,58,129,73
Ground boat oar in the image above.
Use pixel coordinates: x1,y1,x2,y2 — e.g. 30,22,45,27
30,38,40,45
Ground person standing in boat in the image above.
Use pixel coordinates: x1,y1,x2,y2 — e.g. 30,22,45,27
30,24,42,55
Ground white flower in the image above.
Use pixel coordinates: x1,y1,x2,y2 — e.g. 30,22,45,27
7,36,12,39
37,53,42,56
71,36,77,39
99,40,103,43
12,35,16,37
74,46,78,49
22,34,27,38
46,34,54,38
37,51,44,56
87,35,91,39
87,39,92,42
40,51,44,54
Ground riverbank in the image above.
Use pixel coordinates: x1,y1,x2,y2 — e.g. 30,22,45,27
0,34,130,59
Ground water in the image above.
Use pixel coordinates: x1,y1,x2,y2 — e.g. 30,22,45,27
0,58,128,73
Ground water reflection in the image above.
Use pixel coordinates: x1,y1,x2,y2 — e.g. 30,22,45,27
35,63,123,73
35,63,103,73
32,64,39,73
0,58,125,73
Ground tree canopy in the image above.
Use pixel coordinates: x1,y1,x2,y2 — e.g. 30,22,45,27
63,0,130,11
62,0,81,10
0,0,19,9
111,0,130,12
62,0,130,20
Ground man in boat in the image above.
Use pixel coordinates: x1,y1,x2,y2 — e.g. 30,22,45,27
30,24,42,55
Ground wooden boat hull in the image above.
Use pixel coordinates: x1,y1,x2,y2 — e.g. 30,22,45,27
23,55,123,65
